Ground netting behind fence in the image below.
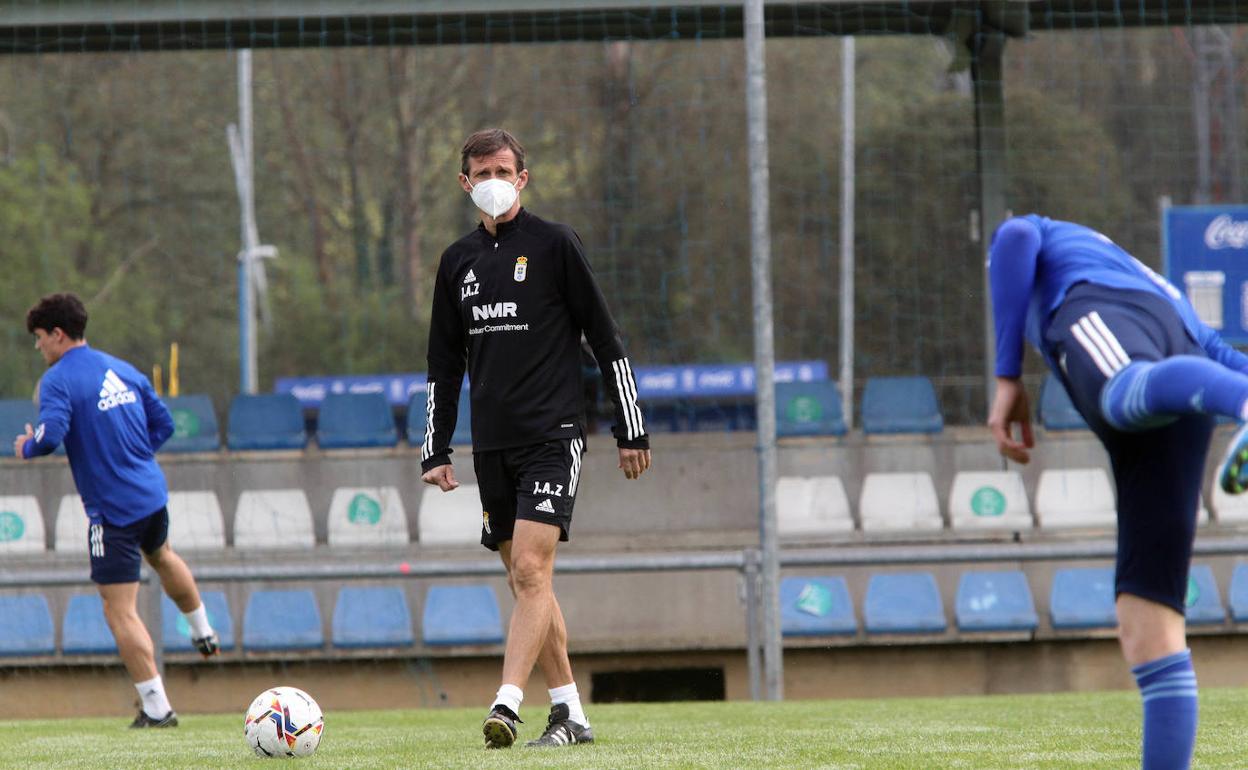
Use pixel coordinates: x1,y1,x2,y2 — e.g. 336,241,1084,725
0,9,1243,425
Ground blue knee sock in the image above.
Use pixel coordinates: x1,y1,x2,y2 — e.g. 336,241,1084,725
1132,649,1198,770
1101,357,1248,430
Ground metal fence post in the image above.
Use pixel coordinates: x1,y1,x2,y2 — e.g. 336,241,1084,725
743,548,762,701
145,567,164,679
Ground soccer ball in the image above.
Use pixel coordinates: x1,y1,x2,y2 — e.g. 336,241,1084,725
243,686,325,758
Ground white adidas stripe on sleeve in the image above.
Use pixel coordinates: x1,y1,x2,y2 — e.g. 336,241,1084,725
421,382,437,461
610,358,645,440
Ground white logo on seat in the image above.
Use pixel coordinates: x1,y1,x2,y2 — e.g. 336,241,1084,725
535,498,556,514
97,369,137,411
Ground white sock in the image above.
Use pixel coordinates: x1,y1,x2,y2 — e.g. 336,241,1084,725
135,675,173,719
492,683,524,717
184,603,213,638
549,682,588,727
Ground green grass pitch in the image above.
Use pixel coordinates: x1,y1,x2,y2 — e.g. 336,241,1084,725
1,689,1246,769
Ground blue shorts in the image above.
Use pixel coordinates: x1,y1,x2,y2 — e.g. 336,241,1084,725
88,507,170,585
1043,283,1214,613
473,438,585,551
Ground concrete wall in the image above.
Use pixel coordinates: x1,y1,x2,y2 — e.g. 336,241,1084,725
0,425,1148,552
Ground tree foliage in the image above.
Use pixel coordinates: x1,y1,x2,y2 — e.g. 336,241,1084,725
0,29,1236,423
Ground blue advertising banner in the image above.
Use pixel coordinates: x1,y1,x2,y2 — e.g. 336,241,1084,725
1163,204,1248,342
276,360,829,406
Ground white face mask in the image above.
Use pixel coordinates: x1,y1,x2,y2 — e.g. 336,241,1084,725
469,177,520,219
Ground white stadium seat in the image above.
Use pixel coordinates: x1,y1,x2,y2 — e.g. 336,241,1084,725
55,495,88,553
0,495,46,553
328,486,409,548
777,476,855,535
166,491,226,550
233,489,316,550
859,472,943,532
1035,468,1116,529
1211,484,1248,526
948,471,1033,531
418,484,483,546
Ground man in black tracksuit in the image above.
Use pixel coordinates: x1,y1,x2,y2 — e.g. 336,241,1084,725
421,129,651,749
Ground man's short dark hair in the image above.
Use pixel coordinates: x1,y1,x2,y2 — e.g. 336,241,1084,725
460,129,526,176
26,293,88,340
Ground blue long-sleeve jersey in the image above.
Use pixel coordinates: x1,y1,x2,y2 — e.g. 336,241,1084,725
988,214,1248,378
22,345,173,526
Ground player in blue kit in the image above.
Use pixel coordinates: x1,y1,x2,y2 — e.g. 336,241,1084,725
988,215,1248,770
14,293,219,728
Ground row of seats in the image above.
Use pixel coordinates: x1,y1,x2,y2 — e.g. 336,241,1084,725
0,392,472,454
782,563,1245,636
664,374,1091,435
0,584,504,657
0,485,483,553
780,468,1248,534
4,465,1241,555
0,374,1081,452
7,563,1243,656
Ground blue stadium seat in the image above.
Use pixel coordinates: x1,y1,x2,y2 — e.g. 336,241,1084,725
332,586,414,649
1049,567,1117,629
422,585,503,646
1038,374,1088,430
317,392,398,449
406,390,472,447
0,594,55,656
690,401,751,432
780,577,856,636
227,394,308,450
0,399,37,445
864,572,946,634
1184,565,1225,625
861,377,943,434
160,394,221,452
161,591,234,652
243,589,323,651
643,402,684,433
1229,564,1248,623
776,382,847,437
63,594,118,654
0,397,65,456
955,570,1039,632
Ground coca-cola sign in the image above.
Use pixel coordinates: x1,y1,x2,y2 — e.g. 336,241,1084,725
1167,205,1248,339
1204,214,1248,250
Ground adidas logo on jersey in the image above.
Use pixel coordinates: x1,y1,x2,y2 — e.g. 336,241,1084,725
463,269,477,284
535,498,556,514
97,369,137,411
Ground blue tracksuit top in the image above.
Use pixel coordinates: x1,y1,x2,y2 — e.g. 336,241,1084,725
22,345,173,526
988,214,1248,378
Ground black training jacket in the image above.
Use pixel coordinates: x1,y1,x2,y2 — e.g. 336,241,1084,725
420,208,648,472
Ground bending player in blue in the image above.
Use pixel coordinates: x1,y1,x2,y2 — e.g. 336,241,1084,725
988,214,1248,770
14,293,219,728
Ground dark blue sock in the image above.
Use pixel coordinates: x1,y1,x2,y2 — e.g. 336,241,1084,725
1132,649,1198,770
1101,357,1248,430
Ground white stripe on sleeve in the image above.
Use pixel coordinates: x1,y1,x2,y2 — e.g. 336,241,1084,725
611,358,645,440
421,382,436,461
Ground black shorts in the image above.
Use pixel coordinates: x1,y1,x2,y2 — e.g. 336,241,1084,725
89,507,170,585
1044,283,1214,613
473,438,585,551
